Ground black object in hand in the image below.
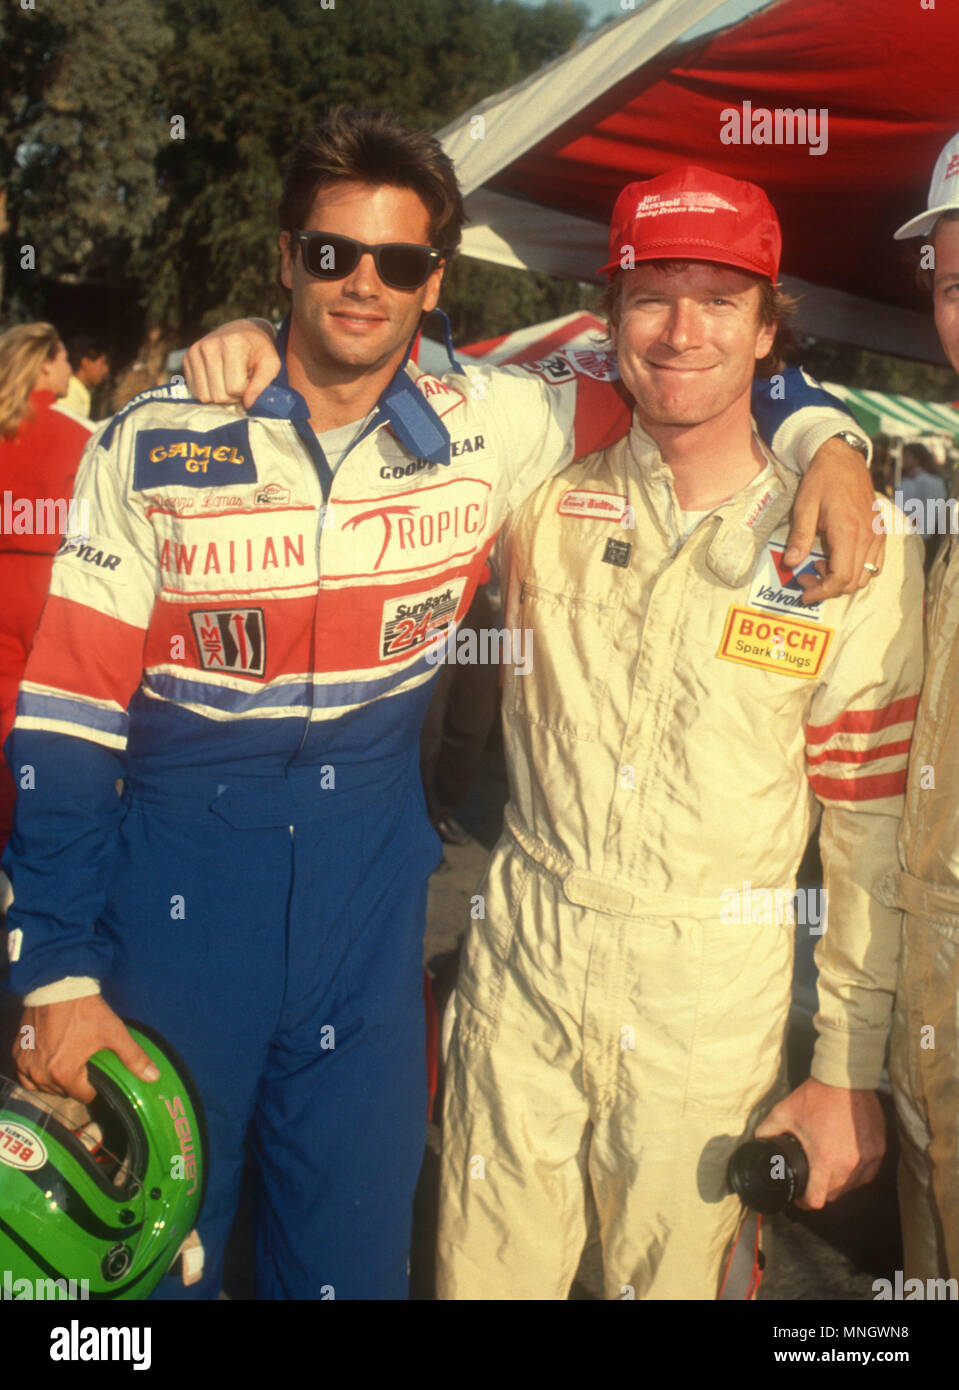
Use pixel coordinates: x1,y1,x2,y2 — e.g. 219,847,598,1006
727,1132,809,1213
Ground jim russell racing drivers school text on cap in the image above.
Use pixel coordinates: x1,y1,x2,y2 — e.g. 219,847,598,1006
598,165,782,283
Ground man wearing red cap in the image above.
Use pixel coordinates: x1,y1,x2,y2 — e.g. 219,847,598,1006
437,166,925,1300
877,132,959,1284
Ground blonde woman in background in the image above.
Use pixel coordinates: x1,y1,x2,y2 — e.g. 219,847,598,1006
0,323,90,855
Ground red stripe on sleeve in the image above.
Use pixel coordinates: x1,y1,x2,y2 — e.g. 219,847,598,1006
807,769,907,801
572,378,633,459
806,737,912,767
805,695,919,747
24,596,146,707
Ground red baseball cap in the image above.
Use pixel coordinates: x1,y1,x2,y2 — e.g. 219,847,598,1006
598,165,782,282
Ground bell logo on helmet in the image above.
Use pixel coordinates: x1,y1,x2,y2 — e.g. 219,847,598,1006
164,1095,199,1196
0,1120,46,1171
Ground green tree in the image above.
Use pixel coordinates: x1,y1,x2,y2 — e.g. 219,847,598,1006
439,257,598,349
142,0,586,340
790,339,957,404
0,0,173,321
2,0,588,352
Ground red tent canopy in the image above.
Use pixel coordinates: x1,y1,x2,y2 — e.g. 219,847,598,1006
441,0,959,359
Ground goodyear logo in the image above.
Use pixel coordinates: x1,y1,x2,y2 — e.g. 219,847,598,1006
717,606,832,680
134,421,256,490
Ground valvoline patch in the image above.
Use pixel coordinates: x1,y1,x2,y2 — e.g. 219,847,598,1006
134,421,256,490
748,540,827,623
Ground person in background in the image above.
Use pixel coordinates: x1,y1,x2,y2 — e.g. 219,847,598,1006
54,336,110,424
878,129,959,1287
870,432,895,500
898,440,949,567
0,324,91,855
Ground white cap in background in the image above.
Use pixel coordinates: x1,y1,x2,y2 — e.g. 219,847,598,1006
895,132,959,239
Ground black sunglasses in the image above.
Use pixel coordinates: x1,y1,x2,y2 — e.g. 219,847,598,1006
289,230,450,290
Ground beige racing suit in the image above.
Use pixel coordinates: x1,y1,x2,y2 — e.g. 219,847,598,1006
880,513,959,1280
438,421,925,1300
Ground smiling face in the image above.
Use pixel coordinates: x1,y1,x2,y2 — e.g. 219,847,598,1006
610,261,776,432
933,216,959,374
279,181,445,385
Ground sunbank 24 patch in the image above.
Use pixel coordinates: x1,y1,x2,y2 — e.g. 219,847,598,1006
380,578,466,659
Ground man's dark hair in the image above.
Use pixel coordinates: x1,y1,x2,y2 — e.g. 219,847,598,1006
902,441,939,475
66,336,109,371
278,106,466,252
276,107,464,254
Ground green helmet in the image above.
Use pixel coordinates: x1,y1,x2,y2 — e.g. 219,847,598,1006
0,1021,207,1299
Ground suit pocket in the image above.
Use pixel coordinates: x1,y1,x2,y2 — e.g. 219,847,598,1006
507,580,620,744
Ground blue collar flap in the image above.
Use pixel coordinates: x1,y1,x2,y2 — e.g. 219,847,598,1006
247,319,310,421
381,371,452,466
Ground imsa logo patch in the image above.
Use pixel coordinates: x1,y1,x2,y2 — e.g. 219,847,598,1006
190,608,266,677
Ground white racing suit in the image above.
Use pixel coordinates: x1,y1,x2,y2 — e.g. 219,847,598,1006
879,513,959,1280
438,421,925,1300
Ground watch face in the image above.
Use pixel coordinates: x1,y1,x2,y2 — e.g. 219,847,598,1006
835,431,868,456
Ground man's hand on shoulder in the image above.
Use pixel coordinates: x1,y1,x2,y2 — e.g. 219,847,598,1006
183,317,279,409
786,437,885,602
754,1076,886,1210
15,995,160,1105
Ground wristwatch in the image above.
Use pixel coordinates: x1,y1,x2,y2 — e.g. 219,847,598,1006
831,429,870,459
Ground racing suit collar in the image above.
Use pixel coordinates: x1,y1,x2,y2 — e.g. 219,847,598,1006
625,411,796,587
247,316,455,466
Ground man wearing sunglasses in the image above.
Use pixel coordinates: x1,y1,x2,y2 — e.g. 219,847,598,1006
4,107,879,1301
